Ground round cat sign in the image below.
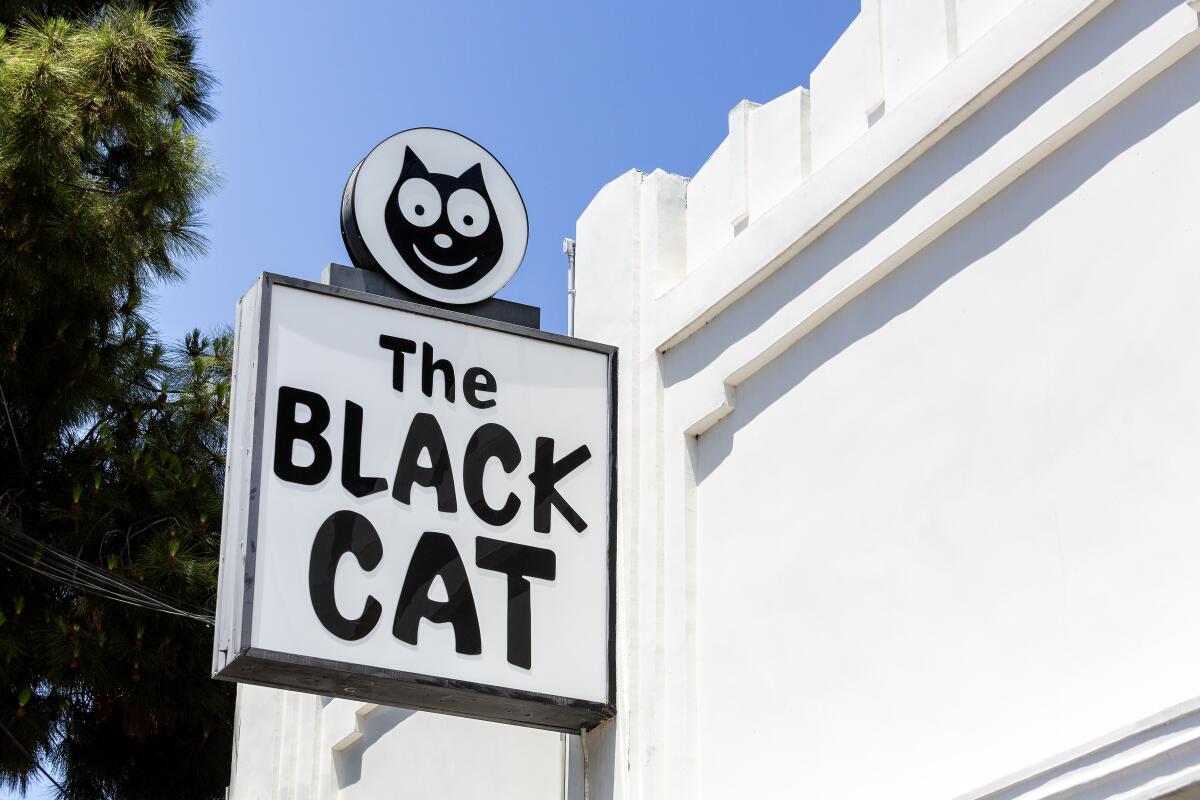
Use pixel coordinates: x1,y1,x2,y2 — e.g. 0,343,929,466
341,128,528,305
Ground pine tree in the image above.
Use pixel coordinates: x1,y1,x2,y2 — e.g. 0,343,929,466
0,5,232,798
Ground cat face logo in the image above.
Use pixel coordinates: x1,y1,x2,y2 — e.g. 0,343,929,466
341,129,527,305
384,148,503,292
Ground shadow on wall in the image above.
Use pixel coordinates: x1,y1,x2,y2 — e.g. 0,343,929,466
671,4,1199,480
333,706,418,788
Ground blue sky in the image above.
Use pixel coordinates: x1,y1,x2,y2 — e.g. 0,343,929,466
149,0,861,340
4,0,859,796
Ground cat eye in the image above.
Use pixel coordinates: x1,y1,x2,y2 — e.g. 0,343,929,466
396,178,441,227
447,189,490,238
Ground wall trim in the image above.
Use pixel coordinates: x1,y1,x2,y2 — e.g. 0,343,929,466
957,697,1200,800
676,0,1200,437
656,0,1123,353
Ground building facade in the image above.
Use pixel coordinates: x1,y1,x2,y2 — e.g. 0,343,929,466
227,0,1200,796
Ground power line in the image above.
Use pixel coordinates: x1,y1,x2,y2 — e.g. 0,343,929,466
0,716,66,798
0,528,214,626
0,537,214,620
0,534,201,618
0,547,213,624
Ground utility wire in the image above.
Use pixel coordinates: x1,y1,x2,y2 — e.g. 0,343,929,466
0,542,213,624
0,548,213,625
0,716,66,798
0,537,206,618
0,534,212,618
0,526,212,617
0,529,214,626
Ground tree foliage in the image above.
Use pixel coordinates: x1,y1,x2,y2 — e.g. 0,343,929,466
0,4,231,798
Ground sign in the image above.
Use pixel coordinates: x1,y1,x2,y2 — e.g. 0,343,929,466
340,128,528,305
212,275,615,732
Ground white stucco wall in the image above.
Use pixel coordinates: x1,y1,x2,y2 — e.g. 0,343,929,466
227,685,564,799
686,46,1200,798
224,0,1200,797
572,0,1200,798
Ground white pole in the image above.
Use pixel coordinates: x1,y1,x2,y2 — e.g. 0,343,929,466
563,238,577,337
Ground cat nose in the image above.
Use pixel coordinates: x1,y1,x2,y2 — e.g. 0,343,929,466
434,233,453,249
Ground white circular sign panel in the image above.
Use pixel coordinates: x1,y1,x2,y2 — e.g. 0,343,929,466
341,128,528,305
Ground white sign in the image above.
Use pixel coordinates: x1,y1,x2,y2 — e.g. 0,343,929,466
213,275,615,731
340,128,529,305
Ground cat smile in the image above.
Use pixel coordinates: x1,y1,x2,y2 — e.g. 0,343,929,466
411,244,479,275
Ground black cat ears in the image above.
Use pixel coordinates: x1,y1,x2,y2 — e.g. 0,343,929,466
457,162,485,187
401,147,485,188
400,146,429,178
